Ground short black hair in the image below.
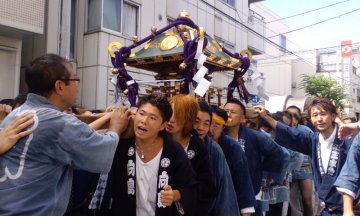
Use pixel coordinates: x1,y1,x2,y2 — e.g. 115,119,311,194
0,99,14,106
272,111,293,126
211,105,228,123
198,101,212,123
271,112,283,122
307,97,337,117
225,98,246,115
25,54,72,97
286,105,301,117
137,93,172,122
12,93,28,109
282,111,293,125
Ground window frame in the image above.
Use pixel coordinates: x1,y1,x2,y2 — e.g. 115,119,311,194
86,0,140,39
219,0,236,8
121,0,140,38
279,34,287,52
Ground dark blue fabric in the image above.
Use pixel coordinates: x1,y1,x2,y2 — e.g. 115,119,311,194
218,133,257,211
64,170,99,216
334,134,360,198
203,135,240,216
187,131,217,216
275,122,357,206
238,127,289,194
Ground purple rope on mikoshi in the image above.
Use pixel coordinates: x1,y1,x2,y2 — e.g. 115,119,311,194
180,36,208,94
108,16,200,105
111,49,138,107
227,76,251,103
221,46,251,102
222,47,251,76
122,17,199,54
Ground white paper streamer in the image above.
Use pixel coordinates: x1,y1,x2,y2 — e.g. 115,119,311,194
193,66,208,83
197,54,207,69
195,38,204,60
194,78,211,97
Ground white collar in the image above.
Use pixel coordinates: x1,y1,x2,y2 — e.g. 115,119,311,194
319,124,337,149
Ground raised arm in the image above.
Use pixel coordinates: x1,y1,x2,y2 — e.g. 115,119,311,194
338,122,360,140
255,105,313,155
88,112,112,130
254,105,277,128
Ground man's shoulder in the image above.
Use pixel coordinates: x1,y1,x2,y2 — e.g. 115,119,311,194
205,136,225,156
243,127,269,141
221,134,243,151
297,124,314,133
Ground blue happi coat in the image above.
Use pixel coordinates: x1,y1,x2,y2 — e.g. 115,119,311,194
203,135,240,216
218,132,257,213
186,131,217,216
0,94,119,216
334,134,360,200
275,122,357,215
237,127,290,194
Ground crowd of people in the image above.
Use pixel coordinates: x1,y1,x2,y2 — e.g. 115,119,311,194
1,53,360,216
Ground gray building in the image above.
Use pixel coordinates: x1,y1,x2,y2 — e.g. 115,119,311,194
317,41,360,118
0,0,266,109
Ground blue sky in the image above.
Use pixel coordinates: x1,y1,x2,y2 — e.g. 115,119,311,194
263,0,360,50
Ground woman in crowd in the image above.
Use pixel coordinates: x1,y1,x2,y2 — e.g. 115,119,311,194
262,111,303,216
286,105,314,216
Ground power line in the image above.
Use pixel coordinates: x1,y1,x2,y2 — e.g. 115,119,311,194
199,0,360,88
268,7,360,38
266,0,350,23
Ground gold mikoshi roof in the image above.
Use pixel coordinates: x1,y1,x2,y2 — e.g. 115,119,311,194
124,30,245,78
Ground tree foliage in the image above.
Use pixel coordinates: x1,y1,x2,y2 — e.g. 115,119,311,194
299,74,348,110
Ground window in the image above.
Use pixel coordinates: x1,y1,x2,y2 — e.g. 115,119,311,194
103,0,122,32
357,89,360,103
279,34,286,52
60,0,77,59
122,2,138,37
70,0,76,58
316,51,337,72
221,0,236,7
87,0,101,32
87,0,139,37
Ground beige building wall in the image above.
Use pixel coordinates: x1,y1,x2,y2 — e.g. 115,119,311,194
0,0,45,100
0,36,22,99
0,0,45,34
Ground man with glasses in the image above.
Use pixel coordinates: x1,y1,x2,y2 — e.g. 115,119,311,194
0,54,131,216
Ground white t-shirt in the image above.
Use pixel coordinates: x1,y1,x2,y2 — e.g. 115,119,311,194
136,148,163,216
318,125,337,173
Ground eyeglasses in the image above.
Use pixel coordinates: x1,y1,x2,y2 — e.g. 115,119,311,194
60,78,80,83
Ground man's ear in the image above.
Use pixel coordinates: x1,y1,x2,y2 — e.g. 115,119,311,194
160,122,167,131
54,80,64,95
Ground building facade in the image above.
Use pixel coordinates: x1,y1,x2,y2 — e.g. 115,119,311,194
0,0,266,109
317,41,360,118
250,2,316,100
